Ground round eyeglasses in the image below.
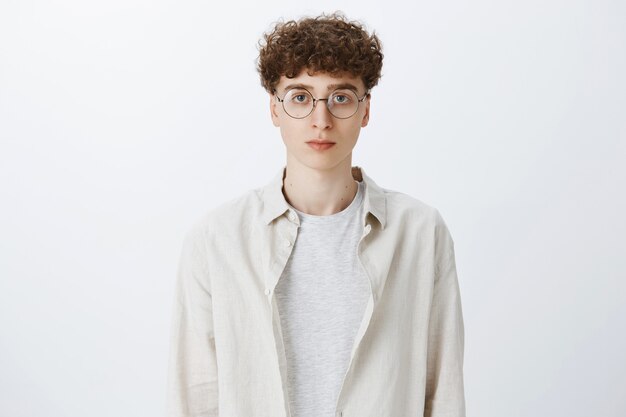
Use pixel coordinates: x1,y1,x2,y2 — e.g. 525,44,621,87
274,87,369,119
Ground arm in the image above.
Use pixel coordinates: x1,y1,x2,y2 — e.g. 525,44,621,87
167,227,219,417
424,211,466,417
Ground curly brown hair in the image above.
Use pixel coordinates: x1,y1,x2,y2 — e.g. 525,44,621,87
256,11,384,94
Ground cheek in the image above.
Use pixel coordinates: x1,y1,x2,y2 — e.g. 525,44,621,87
341,123,362,139
279,121,302,143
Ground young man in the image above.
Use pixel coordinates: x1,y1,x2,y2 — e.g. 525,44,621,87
167,12,466,417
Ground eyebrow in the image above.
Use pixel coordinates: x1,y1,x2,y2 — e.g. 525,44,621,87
282,83,361,93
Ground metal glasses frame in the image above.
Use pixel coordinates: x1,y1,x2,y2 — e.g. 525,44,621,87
273,87,369,119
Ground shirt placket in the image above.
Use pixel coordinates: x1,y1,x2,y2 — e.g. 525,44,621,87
263,210,300,417
332,220,375,417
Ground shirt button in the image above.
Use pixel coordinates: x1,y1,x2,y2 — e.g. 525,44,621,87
364,224,372,232
285,239,292,247
264,288,271,295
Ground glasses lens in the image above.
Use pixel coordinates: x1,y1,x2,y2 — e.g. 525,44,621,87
327,89,359,119
281,88,361,119
283,89,314,118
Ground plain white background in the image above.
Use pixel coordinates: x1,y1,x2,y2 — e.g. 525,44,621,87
1,1,624,416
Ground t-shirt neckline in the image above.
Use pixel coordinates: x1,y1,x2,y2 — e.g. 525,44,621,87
290,180,364,224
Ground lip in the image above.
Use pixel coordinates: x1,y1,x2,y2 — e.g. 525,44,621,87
307,142,336,151
306,139,336,144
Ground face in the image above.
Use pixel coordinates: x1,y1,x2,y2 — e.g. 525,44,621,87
269,69,371,172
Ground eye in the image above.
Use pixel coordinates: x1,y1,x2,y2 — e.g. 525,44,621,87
287,89,311,104
294,94,308,103
331,90,354,104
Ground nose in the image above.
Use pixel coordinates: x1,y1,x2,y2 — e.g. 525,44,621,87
310,100,333,129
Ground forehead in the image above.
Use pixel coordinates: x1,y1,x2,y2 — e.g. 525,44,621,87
275,69,365,94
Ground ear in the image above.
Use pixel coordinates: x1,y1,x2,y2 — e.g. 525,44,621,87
270,92,280,127
360,94,371,128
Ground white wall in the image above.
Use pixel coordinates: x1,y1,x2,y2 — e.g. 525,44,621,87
1,1,624,416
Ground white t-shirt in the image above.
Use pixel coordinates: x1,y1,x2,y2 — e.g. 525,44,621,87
274,180,370,417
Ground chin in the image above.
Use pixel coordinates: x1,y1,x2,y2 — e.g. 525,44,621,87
305,155,352,171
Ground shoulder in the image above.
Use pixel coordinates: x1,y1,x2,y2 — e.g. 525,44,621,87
182,187,264,242
380,186,449,231
380,187,456,268
378,185,455,255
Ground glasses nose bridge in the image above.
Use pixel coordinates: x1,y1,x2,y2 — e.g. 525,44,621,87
311,96,332,115
309,96,334,125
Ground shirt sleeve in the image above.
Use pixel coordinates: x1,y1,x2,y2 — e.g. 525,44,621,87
167,226,219,417
424,211,466,417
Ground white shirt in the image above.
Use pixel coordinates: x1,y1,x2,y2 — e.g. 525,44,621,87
275,179,369,417
167,165,466,417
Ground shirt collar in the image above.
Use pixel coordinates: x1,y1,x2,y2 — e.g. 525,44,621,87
260,165,387,230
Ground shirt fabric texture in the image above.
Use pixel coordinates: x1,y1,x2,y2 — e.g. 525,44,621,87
276,179,369,417
167,165,466,417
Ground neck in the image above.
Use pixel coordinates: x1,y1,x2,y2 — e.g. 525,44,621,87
281,158,358,216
